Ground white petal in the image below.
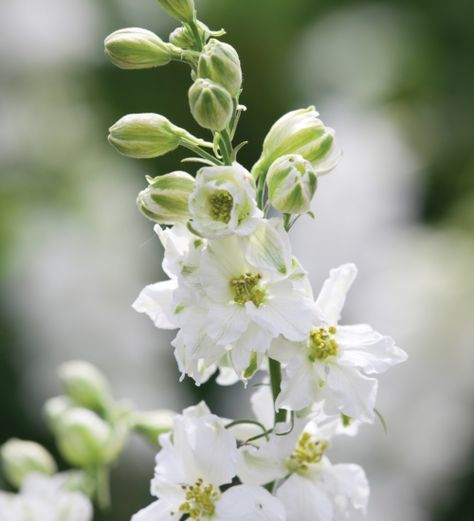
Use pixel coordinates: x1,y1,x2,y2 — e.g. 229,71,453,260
242,218,292,276
315,264,357,325
250,383,274,429
337,324,408,374
215,485,286,521
277,474,333,521
327,464,370,513
132,280,178,329
131,500,174,521
237,445,286,486
205,304,249,346
277,357,319,411
269,336,303,364
324,364,378,422
249,282,313,341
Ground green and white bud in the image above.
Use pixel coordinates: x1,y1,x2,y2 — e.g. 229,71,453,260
0,439,57,489
198,39,242,97
55,409,113,468
58,361,111,413
43,396,73,430
266,154,318,214
251,106,338,179
137,171,195,224
157,0,195,23
189,79,233,131
108,113,211,159
104,28,178,70
131,410,174,446
189,163,262,238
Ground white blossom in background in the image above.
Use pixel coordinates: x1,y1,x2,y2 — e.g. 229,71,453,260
272,264,406,422
0,473,93,521
133,403,285,521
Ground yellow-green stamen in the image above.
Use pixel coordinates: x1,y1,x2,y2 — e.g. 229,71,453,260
308,326,338,362
230,272,266,307
178,479,220,519
208,190,233,223
286,432,328,475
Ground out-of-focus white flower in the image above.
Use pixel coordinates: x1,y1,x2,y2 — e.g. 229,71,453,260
238,419,369,521
189,163,262,238
132,402,285,521
0,473,93,521
272,264,407,422
134,219,314,380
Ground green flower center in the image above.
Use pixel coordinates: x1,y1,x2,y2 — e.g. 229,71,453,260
178,479,220,519
208,190,233,223
308,326,338,362
286,432,328,475
230,272,266,307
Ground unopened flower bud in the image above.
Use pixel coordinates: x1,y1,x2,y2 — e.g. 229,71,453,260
104,28,178,70
58,361,111,413
157,0,195,23
169,22,205,50
0,439,57,489
56,409,113,468
137,171,195,224
251,106,338,179
108,113,211,159
189,79,233,131
131,410,174,446
198,39,242,97
266,154,317,214
43,396,73,430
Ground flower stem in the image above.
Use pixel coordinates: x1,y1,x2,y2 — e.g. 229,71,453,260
95,466,111,511
181,141,223,166
269,358,286,424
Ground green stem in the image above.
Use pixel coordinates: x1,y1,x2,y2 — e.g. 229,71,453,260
220,128,233,165
181,141,223,166
95,466,111,511
269,358,286,424
188,21,203,51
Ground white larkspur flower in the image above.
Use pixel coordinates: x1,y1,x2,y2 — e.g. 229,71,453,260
271,264,407,422
0,473,93,521
134,219,314,381
237,420,369,521
189,163,263,238
132,402,285,521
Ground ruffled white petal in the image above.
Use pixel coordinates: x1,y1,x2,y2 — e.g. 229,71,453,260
215,485,286,521
337,324,408,374
323,364,378,422
277,474,333,521
131,499,174,521
315,264,357,325
132,280,178,329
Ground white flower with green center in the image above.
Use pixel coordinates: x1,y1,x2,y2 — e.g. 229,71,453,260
270,264,408,422
0,473,92,521
189,163,263,238
237,420,369,521
132,402,285,521
134,219,314,380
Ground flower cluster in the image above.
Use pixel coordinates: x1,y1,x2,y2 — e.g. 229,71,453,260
101,0,408,519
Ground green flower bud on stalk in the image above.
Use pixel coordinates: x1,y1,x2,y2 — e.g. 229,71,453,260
55,409,113,468
131,410,175,446
189,78,233,131
170,22,226,50
266,154,318,214
58,361,111,413
108,113,212,159
198,39,242,97
104,28,179,70
43,396,74,430
157,0,195,23
0,439,57,489
251,106,338,179
137,171,195,224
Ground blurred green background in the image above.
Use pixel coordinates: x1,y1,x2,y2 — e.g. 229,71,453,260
1,0,474,519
